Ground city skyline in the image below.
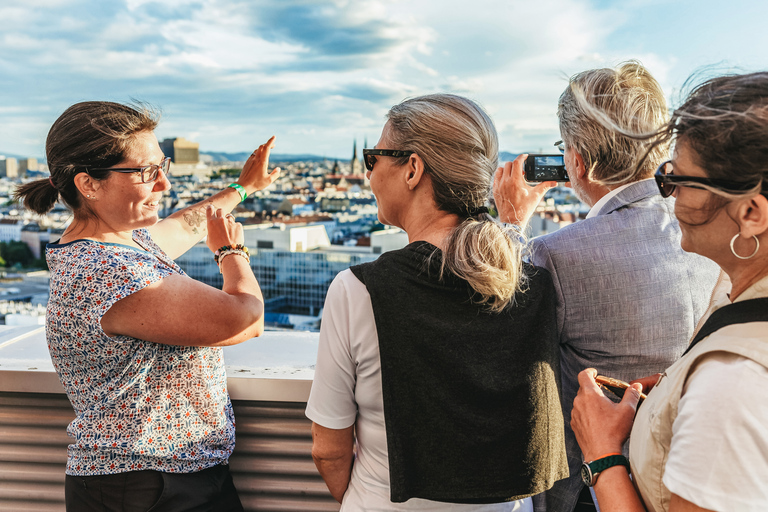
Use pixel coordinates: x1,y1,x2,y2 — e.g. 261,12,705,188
2,0,768,160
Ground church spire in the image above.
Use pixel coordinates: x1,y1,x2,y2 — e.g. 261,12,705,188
351,138,360,174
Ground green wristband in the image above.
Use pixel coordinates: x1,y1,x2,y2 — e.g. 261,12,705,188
581,454,630,487
228,183,247,202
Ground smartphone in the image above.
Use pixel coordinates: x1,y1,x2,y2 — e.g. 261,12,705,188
524,154,568,182
595,375,647,405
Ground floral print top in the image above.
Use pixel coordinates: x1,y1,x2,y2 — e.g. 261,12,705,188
46,229,234,476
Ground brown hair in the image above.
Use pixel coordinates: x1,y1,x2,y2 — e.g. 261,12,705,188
558,61,669,186
15,101,159,216
664,72,768,193
386,94,525,312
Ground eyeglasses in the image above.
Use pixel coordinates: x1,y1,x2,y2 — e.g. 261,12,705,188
654,160,757,198
88,156,171,183
554,140,565,154
362,149,414,172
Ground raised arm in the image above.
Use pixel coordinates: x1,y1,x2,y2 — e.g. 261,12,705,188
102,205,265,346
493,154,556,227
148,136,281,259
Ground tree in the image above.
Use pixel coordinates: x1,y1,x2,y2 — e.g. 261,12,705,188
0,241,33,268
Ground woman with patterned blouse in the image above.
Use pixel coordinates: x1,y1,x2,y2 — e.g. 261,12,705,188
15,101,280,511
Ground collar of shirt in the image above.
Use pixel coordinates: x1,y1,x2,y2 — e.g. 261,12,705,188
585,178,654,219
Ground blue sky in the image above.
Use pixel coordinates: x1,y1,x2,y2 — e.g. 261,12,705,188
1,0,767,161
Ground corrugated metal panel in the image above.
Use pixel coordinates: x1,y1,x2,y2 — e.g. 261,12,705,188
230,401,339,512
0,392,71,512
0,392,339,512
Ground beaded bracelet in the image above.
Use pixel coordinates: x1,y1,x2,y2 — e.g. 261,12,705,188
214,244,250,264
228,183,247,202
216,250,250,273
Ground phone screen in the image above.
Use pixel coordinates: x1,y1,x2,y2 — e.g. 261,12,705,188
535,155,564,167
524,154,568,182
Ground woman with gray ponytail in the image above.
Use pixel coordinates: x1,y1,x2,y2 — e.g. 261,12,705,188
306,94,567,510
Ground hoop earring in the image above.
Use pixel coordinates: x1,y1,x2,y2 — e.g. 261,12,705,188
730,233,760,260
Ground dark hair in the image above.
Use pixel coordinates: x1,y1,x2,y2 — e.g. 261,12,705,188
385,93,525,312
15,101,159,215
666,72,768,193
558,61,669,186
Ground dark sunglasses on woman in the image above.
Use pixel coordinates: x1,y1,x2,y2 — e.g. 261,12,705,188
362,149,414,172
654,160,761,198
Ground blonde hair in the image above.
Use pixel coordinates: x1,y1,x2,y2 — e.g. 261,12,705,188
558,61,669,186
386,94,526,312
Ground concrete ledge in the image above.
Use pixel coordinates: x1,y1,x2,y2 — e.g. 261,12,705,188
0,326,318,403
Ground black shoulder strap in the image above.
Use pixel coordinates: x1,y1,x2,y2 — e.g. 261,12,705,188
684,298,768,355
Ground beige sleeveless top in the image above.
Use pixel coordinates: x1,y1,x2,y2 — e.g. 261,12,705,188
628,274,768,512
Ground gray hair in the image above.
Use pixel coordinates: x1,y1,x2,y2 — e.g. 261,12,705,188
386,94,526,312
558,61,669,186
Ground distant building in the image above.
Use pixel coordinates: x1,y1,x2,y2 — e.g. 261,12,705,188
0,157,18,178
0,219,22,243
243,223,330,253
20,224,49,259
370,228,409,254
175,223,381,318
277,197,313,216
160,137,200,164
351,139,361,175
160,137,210,178
319,196,350,213
18,158,38,176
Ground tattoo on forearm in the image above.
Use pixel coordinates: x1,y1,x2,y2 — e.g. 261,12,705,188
183,208,206,235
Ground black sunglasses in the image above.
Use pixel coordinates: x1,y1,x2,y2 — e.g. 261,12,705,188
654,160,758,198
87,156,171,183
362,149,414,172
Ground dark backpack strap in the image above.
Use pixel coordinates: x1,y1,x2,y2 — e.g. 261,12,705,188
684,297,768,355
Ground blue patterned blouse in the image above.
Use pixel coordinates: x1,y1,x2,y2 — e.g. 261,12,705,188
46,229,235,476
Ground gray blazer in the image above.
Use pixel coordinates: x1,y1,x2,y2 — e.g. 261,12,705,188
529,179,720,512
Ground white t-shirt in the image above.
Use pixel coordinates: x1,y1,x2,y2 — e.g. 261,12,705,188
306,269,532,512
663,352,768,511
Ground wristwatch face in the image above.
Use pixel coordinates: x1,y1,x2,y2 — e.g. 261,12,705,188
580,463,594,486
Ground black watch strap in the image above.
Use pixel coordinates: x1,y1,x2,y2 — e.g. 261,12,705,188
581,454,630,487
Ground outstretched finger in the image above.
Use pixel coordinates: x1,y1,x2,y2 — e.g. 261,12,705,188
260,135,276,152
250,136,277,157
266,166,282,182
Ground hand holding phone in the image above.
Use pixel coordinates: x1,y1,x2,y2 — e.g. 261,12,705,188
524,154,568,182
595,375,647,406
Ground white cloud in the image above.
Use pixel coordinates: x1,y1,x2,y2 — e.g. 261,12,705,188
3,0,768,159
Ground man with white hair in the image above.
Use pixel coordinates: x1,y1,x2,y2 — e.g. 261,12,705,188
494,61,720,512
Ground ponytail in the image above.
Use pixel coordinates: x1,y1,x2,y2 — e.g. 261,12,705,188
440,215,525,313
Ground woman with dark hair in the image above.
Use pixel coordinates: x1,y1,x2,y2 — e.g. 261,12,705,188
571,73,768,512
305,94,568,511
16,101,280,511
